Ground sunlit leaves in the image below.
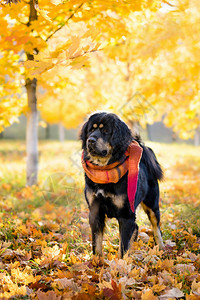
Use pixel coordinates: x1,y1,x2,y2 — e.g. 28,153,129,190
2,0,200,140
0,0,164,131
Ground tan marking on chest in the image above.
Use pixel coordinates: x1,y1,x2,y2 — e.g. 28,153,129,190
111,194,125,209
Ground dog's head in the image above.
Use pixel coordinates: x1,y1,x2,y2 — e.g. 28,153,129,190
80,112,133,165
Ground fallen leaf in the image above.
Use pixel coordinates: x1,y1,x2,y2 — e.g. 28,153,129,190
174,264,195,274
159,288,184,299
139,232,150,243
142,289,157,300
37,290,62,300
52,278,78,291
152,284,166,293
191,280,200,296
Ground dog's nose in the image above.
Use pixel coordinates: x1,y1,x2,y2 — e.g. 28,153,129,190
88,136,96,145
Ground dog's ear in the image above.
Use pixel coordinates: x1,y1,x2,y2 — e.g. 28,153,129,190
80,121,88,149
111,117,132,153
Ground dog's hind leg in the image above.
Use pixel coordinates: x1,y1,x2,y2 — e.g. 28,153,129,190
118,217,138,258
141,202,164,249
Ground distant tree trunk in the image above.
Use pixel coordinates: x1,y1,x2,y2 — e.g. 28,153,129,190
194,127,200,146
146,124,152,141
128,120,140,135
25,78,38,186
45,123,50,139
58,123,65,142
172,130,177,142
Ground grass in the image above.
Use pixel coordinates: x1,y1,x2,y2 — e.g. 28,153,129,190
0,140,200,233
0,140,199,298
0,140,84,211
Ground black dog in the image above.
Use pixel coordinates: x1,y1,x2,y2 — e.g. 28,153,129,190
80,112,164,258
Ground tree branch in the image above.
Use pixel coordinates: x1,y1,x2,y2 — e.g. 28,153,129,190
163,0,174,7
45,2,84,42
66,47,103,62
16,18,28,26
3,0,21,5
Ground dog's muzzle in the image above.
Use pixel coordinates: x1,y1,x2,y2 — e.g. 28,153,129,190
87,137,108,157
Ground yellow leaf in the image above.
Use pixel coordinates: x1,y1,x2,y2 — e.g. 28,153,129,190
51,0,62,4
191,280,200,295
152,284,166,293
35,4,52,22
142,289,157,300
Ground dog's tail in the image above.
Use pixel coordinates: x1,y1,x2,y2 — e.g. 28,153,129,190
134,135,164,181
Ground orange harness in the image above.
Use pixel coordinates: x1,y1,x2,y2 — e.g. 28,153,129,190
81,141,143,212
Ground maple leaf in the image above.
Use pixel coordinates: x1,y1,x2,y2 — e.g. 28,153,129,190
152,284,166,293
52,278,78,291
141,289,157,300
102,280,122,300
191,280,200,296
34,3,52,22
37,290,62,300
174,263,196,274
159,288,184,299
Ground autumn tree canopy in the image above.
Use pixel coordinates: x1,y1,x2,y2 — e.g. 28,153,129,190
0,0,162,131
37,0,200,140
0,0,163,184
1,0,200,140
1,0,200,183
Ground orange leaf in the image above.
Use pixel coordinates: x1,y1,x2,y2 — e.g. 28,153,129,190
141,289,157,300
152,284,166,293
37,290,61,300
1,183,12,191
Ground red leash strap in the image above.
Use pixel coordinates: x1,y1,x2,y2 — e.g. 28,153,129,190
127,142,143,213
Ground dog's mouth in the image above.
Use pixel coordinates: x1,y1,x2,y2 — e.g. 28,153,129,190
87,145,108,157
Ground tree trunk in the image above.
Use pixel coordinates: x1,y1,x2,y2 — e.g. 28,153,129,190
25,78,38,185
58,123,65,143
146,124,152,141
45,123,50,139
24,0,38,186
194,127,200,146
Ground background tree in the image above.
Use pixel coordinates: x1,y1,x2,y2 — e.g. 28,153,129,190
46,0,200,143
117,0,200,141
0,0,162,185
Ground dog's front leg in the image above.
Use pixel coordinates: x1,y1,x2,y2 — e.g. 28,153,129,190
89,198,105,256
118,217,138,258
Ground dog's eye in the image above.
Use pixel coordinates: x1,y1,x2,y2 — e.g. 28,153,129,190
102,128,110,134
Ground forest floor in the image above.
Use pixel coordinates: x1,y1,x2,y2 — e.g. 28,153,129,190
0,140,199,299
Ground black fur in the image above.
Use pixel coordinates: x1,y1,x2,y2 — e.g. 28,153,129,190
80,112,164,257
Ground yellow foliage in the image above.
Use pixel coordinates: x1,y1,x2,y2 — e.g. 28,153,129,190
1,0,200,139
0,0,163,131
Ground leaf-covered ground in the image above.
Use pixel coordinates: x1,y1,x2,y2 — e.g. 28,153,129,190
0,141,199,299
